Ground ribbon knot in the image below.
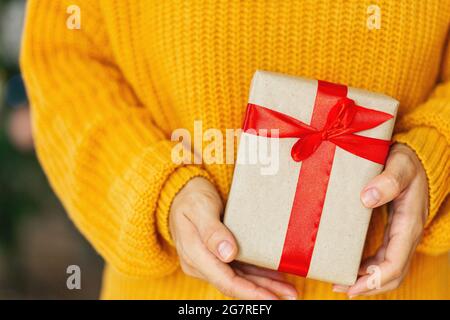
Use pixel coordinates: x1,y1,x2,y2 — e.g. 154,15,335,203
318,98,353,141
320,130,329,141
243,95,394,164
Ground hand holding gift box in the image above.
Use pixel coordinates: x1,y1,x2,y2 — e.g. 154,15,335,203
224,71,399,285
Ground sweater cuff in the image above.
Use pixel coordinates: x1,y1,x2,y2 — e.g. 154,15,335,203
393,127,450,226
156,165,212,246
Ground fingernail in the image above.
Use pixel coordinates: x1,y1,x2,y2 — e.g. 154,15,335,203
333,287,347,293
281,295,297,300
218,241,233,261
332,284,349,293
361,188,380,207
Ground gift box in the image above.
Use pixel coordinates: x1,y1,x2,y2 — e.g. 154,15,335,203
224,71,399,285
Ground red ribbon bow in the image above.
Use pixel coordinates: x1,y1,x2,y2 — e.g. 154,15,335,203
244,97,393,164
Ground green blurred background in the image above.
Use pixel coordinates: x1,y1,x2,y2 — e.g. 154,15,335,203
0,0,102,299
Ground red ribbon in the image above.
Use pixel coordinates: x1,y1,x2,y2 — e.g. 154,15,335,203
243,80,393,276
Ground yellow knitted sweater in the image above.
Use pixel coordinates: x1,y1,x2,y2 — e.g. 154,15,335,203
21,0,449,299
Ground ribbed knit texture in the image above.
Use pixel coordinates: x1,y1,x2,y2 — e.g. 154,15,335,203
21,0,449,299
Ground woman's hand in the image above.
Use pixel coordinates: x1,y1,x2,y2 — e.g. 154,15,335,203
169,177,298,300
333,143,429,298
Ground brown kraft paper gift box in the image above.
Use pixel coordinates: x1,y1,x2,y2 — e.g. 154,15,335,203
224,71,399,285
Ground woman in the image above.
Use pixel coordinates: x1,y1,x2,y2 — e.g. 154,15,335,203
21,0,449,299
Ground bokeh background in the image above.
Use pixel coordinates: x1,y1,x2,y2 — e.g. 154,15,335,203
0,0,103,299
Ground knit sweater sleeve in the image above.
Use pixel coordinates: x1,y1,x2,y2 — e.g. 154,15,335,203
20,0,209,277
393,37,450,255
